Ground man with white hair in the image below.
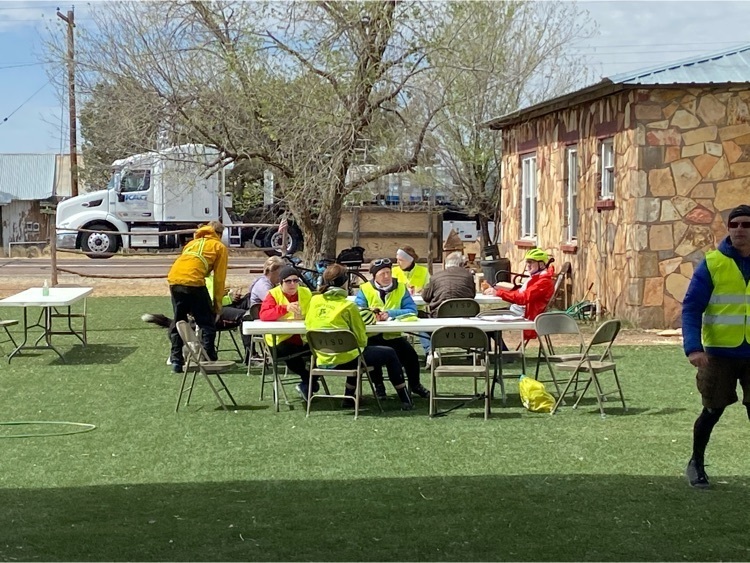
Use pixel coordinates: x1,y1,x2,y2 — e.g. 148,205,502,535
420,252,477,366
421,252,476,316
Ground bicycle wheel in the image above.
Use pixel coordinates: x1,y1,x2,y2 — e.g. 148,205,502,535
345,270,369,296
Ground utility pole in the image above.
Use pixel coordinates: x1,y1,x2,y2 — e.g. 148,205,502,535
57,6,78,197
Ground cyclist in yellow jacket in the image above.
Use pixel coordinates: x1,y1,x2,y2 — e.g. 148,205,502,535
392,245,430,293
166,221,228,372
354,258,430,399
306,264,413,410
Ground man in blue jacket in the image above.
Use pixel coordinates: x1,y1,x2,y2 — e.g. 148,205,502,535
355,258,430,399
682,204,750,488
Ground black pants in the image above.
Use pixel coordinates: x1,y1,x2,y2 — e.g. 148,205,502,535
367,335,421,387
272,340,311,381
169,284,217,364
338,345,406,389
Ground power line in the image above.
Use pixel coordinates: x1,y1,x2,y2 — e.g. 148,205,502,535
0,62,47,70
0,80,51,126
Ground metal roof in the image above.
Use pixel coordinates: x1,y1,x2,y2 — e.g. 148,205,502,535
0,154,56,200
609,43,750,85
485,42,750,130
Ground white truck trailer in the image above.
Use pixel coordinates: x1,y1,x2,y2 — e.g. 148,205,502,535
55,144,300,258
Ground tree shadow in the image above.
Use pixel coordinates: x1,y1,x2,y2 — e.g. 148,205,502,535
51,344,138,365
2,474,749,561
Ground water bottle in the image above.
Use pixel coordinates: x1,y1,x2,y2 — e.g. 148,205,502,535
42,279,49,297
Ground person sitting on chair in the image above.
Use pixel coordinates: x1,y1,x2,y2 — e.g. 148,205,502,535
354,258,430,399
483,248,556,342
259,265,313,401
422,252,476,316
306,264,413,410
247,256,285,307
392,245,430,294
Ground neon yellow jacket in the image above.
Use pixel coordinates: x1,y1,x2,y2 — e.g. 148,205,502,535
167,225,228,312
703,250,750,347
393,263,430,292
264,285,312,346
305,287,367,366
205,273,233,306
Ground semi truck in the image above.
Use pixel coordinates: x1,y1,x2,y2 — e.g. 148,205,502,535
55,144,303,258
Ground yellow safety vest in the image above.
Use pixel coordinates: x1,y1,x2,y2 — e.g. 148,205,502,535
305,289,368,366
393,264,430,292
205,273,232,306
703,250,750,347
264,285,312,346
360,281,407,340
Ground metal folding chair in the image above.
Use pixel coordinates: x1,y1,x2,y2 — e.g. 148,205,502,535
175,320,238,412
0,315,19,355
534,312,586,397
550,319,626,418
306,330,382,419
435,298,481,319
429,326,491,420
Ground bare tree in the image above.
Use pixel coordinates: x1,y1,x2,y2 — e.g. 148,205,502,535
424,1,593,255
53,0,441,262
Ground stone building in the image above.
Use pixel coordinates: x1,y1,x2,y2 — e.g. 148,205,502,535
485,44,750,329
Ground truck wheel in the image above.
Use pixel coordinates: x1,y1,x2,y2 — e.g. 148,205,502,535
81,225,120,258
263,224,302,256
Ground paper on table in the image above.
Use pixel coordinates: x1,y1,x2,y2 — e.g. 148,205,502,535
477,314,524,322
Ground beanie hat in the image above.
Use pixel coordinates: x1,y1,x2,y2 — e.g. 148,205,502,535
369,258,393,277
278,265,300,282
728,205,750,223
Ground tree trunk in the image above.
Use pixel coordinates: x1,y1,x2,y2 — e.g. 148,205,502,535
478,214,492,258
319,192,344,260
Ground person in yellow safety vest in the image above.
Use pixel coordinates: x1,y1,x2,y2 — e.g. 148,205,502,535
305,264,413,410
166,221,228,373
392,245,430,293
354,258,430,399
258,265,313,400
682,204,750,489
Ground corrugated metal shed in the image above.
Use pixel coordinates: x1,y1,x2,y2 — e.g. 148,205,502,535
0,154,56,200
485,42,750,129
609,43,750,85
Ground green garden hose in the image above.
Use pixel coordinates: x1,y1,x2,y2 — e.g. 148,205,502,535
0,421,96,438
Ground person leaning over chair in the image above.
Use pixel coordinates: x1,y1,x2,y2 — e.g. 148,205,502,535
392,245,430,294
354,258,430,399
682,204,750,489
305,264,413,410
259,265,314,401
167,220,228,373
483,248,556,342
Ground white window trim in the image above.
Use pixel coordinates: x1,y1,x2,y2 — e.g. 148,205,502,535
566,147,578,243
600,139,614,200
520,154,537,240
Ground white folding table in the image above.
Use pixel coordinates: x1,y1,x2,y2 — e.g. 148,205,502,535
242,316,534,410
346,293,508,308
0,287,93,362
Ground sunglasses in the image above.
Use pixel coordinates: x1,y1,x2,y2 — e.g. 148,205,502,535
373,258,392,267
283,278,301,284
729,221,750,229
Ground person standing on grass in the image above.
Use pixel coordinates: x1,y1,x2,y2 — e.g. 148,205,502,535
166,220,228,373
682,204,750,489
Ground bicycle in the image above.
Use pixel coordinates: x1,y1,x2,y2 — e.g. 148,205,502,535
282,247,369,296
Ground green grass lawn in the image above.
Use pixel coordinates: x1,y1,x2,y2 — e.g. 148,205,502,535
0,297,748,561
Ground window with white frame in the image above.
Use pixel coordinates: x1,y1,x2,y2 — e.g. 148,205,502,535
600,138,614,199
521,154,537,239
565,146,578,242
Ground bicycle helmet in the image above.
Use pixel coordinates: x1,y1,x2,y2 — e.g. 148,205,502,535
359,308,377,325
524,248,549,263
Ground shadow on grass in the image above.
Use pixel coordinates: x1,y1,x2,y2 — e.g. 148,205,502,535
51,344,138,365
2,474,749,561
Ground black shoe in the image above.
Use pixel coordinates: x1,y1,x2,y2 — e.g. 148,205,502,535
401,401,413,411
295,383,310,403
375,383,388,400
686,458,710,489
341,398,356,409
172,363,183,374
410,384,430,399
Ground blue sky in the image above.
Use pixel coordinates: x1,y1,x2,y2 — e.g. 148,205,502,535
0,0,749,154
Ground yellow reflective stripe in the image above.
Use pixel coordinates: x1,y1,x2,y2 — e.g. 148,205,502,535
184,238,210,273
703,314,747,325
708,294,748,304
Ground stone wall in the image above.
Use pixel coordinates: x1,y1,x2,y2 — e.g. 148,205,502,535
499,85,750,329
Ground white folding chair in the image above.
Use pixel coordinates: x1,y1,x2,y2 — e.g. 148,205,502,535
175,320,238,412
534,312,586,397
